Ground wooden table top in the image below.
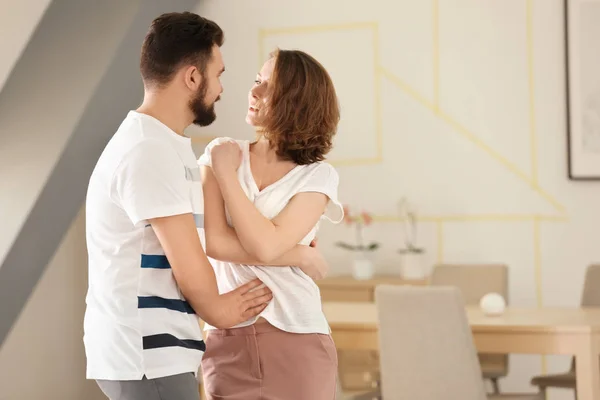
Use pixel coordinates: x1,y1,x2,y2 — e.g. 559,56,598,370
317,276,428,288
323,302,600,334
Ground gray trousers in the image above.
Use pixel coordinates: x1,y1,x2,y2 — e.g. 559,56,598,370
96,372,200,400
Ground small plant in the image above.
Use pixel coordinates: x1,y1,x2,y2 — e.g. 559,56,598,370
335,205,380,252
398,197,424,254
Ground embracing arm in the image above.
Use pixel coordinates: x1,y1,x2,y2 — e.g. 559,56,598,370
149,214,272,328
201,166,327,278
214,167,328,264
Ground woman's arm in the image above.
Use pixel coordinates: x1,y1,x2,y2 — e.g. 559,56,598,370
201,165,328,279
210,143,329,264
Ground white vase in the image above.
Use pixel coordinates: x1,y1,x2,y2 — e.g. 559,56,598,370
399,251,427,279
352,253,374,280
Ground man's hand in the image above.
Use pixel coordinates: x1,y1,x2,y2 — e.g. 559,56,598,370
211,141,242,177
213,278,273,328
297,245,329,280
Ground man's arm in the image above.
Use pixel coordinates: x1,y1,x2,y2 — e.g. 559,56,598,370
112,140,272,329
201,166,328,280
149,213,273,328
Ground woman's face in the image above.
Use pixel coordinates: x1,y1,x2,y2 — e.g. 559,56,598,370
246,57,275,127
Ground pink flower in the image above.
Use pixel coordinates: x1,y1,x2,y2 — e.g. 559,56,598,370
361,211,373,226
343,205,354,225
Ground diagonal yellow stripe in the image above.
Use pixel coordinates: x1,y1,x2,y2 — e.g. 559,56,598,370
379,66,436,110
438,111,534,183
380,67,566,214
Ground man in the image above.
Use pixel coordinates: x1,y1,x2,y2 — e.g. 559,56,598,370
84,12,326,400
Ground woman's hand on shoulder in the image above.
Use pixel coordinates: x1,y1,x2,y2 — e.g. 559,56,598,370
211,140,242,177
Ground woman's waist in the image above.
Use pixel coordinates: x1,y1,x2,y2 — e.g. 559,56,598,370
206,298,327,327
206,312,330,336
214,264,319,295
207,319,280,336
203,295,329,334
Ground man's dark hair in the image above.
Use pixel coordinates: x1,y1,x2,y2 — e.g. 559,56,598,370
140,12,224,87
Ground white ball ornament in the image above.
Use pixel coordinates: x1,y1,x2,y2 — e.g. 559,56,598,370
479,292,506,316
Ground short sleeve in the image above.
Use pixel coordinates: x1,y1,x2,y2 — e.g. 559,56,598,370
197,137,237,167
111,139,192,227
297,163,344,223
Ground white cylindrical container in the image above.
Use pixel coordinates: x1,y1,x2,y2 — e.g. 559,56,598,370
399,251,427,279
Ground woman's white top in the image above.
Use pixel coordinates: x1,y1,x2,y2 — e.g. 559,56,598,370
197,137,344,334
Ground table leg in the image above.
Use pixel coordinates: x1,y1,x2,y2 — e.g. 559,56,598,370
575,334,600,400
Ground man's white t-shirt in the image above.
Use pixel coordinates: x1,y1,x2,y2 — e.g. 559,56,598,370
198,138,344,334
84,111,206,380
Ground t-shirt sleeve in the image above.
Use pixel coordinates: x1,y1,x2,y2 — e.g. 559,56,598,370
297,163,344,223
111,140,192,227
197,136,237,167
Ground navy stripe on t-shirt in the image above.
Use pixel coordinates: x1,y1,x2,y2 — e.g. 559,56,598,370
138,296,195,314
142,333,205,352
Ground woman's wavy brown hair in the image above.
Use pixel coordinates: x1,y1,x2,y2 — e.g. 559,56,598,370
260,49,340,165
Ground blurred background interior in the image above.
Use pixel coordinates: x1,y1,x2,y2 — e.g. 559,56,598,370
1,0,600,399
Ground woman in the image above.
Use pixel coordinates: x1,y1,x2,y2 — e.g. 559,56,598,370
198,48,343,400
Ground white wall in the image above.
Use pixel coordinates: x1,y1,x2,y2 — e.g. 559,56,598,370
193,1,592,399
0,207,104,400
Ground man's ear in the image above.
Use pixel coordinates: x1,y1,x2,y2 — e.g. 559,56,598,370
183,66,201,90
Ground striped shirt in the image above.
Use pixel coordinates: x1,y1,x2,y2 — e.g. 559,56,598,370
84,111,205,380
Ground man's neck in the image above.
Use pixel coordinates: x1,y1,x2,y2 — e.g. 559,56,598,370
137,91,191,135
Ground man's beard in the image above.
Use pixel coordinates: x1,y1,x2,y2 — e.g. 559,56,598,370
190,80,217,127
